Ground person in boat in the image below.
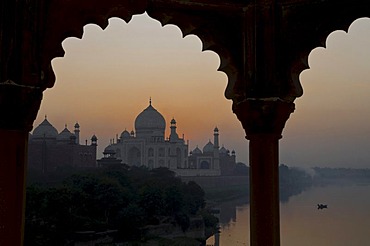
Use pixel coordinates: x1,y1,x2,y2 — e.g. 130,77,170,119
317,204,328,209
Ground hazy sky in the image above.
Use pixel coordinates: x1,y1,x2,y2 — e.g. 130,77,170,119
33,13,370,168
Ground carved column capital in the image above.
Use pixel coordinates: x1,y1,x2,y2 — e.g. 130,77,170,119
0,80,43,132
232,98,295,140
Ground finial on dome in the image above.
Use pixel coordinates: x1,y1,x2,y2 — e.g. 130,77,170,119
45,115,47,120
149,97,152,106
65,124,67,128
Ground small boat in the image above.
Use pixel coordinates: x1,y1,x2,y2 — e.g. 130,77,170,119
317,204,328,209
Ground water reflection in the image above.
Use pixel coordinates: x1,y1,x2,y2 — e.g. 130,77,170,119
211,181,309,227
217,196,249,225
207,184,370,246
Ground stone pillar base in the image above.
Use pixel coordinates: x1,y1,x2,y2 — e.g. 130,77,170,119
0,129,28,246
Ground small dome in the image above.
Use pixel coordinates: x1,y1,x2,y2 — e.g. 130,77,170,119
214,127,219,132
219,146,228,154
57,127,74,141
203,140,214,153
135,102,165,131
32,118,58,139
104,145,116,155
91,135,97,141
171,118,176,124
74,122,80,128
121,129,130,139
192,146,202,155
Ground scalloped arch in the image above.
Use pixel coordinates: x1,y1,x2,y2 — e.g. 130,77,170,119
145,10,237,99
42,2,237,101
283,3,370,100
40,1,370,104
296,16,370,92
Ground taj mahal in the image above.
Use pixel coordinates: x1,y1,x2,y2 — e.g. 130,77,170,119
98,100,237,176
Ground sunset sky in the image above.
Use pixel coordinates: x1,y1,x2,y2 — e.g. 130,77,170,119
33,13,370,168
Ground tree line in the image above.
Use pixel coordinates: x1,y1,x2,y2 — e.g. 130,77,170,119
25,165,218,245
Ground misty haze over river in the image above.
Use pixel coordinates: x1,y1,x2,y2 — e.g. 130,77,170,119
207,183,370,246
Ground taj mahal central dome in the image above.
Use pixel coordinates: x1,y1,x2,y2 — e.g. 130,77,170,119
134,100,166,139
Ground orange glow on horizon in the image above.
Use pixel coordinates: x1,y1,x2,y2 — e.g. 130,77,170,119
34,14,370,168
35,13,246,161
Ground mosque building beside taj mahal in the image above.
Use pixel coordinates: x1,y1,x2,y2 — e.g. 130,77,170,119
28,117,98,173
98,100,237,176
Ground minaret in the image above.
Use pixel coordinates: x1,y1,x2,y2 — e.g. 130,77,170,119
74,122,80,144
169,118,179,142
214,127,219,149
91,134,97,146
213,127,220,171
91,135,98,168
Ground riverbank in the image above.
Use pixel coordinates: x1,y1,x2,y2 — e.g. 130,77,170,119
180,176,249,202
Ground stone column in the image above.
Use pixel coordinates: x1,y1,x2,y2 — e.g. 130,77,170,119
233,99,295,246
0,130,28,246
0,82,42,246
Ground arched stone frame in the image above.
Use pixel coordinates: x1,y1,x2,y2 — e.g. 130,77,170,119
2,1,370,131
1,1,247,133
3,1,370,246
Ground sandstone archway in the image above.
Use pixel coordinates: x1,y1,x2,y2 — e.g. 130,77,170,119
2,1,370,246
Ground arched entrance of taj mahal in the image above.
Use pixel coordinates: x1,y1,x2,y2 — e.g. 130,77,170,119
1,1,370,245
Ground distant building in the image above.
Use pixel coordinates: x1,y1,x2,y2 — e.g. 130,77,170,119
99,100,237,176
97,144,123,167
189,131,237,176
28,117,97,172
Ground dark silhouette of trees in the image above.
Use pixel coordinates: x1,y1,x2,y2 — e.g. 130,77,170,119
25,165,217,245
279,164,313,202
